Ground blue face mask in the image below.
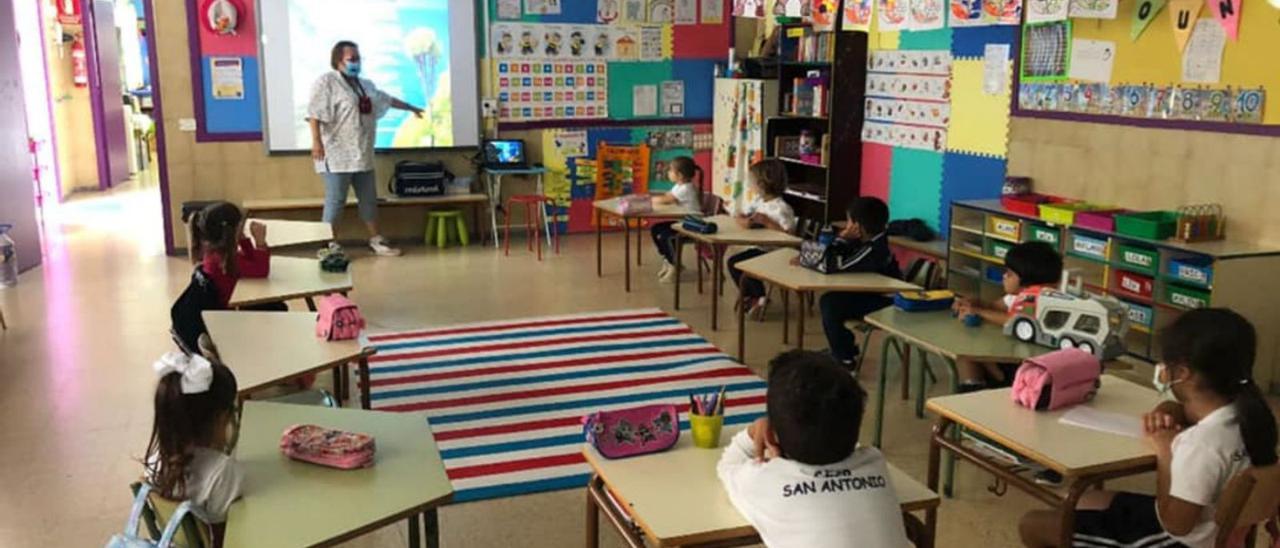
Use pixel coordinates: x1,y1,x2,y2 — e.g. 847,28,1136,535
342,62,361,77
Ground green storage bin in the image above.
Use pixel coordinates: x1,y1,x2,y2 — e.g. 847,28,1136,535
986,239,1013,260
1028,224,1060,247
1166,284,1211,309
1115,211,1179,240
1116,244,1159,275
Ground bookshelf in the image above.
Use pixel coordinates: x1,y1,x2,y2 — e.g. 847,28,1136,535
765,23,867,223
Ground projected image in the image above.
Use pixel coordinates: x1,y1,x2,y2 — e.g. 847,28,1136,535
485,140,525,165
286,0,454,148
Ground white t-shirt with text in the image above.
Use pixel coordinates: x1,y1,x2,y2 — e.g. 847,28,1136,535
717,430,909,548
1163,403,1250,548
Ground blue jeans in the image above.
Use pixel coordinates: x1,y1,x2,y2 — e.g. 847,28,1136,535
321,170,378,224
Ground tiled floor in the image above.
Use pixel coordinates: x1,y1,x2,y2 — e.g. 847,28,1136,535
1,182,1161,547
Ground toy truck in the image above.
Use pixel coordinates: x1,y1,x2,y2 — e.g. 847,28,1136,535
1002,275,1129,360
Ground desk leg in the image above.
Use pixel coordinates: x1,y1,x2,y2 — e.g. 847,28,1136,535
927,418,952,495
782,289,790,344
923,506,938,548
673,233,683,311
711,245,723,330
624,220,632,292
538,174,552,247
796,292,806,350
585,476,601,548
873,335,904,448
914,348,928,419
408,513,421,548
359,357,371,410
737,280,748,363
596,214,603,277
636,221,643,267
305,297,317,312
490,175,502,249
901,346,912,401
424,508,440,548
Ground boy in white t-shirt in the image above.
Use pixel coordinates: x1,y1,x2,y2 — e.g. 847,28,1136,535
717,350,909,548
1019,308,1277,548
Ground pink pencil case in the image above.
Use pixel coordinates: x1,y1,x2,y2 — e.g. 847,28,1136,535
280,424,376,469
616,195,653,215
583,404,680,459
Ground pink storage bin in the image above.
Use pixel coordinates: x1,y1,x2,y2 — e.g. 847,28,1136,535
1074,210,1129,233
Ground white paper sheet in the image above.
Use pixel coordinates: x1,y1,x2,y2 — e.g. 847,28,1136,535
1025,0,1070,22
210,57,245,100
1182,19,1225,84
983,44,1010,95
1067,39,1116,83
525,0,561,15
1068,0,1117,18
674,0,698,23
498,0,522,19
639,25,664,60
702,0,726,22
634,84,658,116
1058,407,1143,439
661,80,685,116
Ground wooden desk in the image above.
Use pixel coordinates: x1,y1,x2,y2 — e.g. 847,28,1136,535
246,219,333,249
732,249,920,363
224,402,453,548
583,427,941,548
203,311,376,408
671,215,803,330
593,197,699,292
228,256,353,309
925,376,1159,548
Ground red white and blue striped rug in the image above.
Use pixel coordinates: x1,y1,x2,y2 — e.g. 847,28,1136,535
364,309,768,503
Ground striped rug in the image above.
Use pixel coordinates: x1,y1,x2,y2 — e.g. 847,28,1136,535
365,309,768,503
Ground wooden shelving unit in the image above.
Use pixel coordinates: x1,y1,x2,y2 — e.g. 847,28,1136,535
948,199,1280,393
763,23,867,223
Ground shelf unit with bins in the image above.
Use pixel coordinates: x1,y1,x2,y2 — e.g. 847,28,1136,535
762,23,867,224
948,199,1280,393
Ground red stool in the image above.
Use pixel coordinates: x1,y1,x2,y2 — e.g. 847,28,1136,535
504,195,559,260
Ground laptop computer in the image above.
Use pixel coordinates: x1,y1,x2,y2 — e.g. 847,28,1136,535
483,139,530,170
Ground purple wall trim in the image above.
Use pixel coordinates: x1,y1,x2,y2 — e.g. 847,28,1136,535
498,117,713,132
185,0,262,143
143,0,176,255
81,0,110,190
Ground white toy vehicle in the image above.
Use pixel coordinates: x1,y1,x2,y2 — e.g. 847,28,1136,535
1002,274,1129,360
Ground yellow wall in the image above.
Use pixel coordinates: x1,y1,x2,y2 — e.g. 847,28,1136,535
46,21,98,198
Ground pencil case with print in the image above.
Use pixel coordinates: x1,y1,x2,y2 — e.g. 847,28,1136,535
280,424,377,469
893,290,956,312
583,404,680,459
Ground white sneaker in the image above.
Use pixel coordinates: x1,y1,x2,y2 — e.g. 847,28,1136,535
369,236,402,257
317,242,343,259
659,264,682,284
657,261,673,280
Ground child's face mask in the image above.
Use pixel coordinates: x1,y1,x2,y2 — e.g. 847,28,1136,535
1152,363,1186,399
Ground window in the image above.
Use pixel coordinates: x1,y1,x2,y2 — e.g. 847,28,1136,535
1074,314,1101,335
1043,310,1070,330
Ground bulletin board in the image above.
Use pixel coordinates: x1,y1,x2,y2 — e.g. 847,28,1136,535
185,0,263,141
487,0,731,126
1013,0,1280,134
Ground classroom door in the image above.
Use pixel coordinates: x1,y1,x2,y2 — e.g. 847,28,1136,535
0,0,40,271
84,0,129,189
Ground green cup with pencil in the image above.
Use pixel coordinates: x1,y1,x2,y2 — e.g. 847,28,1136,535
689,386,726,449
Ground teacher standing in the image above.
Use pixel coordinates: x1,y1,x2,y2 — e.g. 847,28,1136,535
308,40,424,257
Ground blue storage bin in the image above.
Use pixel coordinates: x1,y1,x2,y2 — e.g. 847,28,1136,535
1169,258,1213,287
1124,302,1154,328
985,265,1004,283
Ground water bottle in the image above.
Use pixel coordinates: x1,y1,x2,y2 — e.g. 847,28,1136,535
0,224,16,288
817,226,836,246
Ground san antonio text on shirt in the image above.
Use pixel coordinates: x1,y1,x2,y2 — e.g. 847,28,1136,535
781,469,889,498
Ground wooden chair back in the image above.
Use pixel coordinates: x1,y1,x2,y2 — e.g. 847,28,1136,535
1215,464,1280,548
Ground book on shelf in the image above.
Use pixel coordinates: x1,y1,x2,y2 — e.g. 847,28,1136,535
790,30,834,63
787,74,830,117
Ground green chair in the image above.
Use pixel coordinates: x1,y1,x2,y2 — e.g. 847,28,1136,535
424,210,470,248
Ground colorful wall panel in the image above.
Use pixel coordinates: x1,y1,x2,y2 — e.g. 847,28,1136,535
187,0,262,141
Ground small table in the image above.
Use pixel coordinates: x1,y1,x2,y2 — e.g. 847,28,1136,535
862,308,1045,446
733,249,920,363
925,376,1159,548
583,428,941,548
671,215,802,330
484,167,549,249
204,311,377,408
593,197,699,292
228,256,353,310
224,402,453,548
245,219,333,249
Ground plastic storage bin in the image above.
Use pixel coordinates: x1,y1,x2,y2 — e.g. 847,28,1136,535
1169,258,1213,287
1115,244,1159,275
1075,210,1129,233
986,239,1013,260
1001,194,1067,217
1115,211,1179,240
1028,224,1060,247
986,215,1021,241
985,265,1004,283
1069,232,1108,260
1124,302,1155,329
1039,202,1100,226
1166,284,1210,309
1115,270,1155,299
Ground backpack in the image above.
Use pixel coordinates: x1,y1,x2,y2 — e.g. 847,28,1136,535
1011,349,1101,411
170,267,224,355
387,161,452,197
315,294,365,341
104,484,195,548
887,218,936,242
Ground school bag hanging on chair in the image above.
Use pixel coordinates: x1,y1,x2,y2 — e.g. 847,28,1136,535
104,483,196,548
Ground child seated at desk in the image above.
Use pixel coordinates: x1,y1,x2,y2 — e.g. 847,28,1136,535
1019,308,1278,548
717,350,909,548
187,201,271,309
145,352,243,547
952,241,1062,392
650,156,704,284
727,159,796,319
814,197,902,369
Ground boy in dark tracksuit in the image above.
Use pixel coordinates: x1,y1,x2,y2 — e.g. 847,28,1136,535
818,197,901,368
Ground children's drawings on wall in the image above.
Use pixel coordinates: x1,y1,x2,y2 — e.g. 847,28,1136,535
909,0,946,30
842,0,874,31
733,0,766,17
492,23,669,62
1025,0,1069,22
1020,21,1071,81
598,0,623,22
623,0,647,21
950,0,986,25
868,50,953,75
811,0,839,30
554,130,589,157
865,97,951,126
862,121,948,151
525,0,562,15
498,0,522,19
878,0,910,30
702,0,726,22
615,26,641,59
983,0,1022,24
648,0,675,23
1068,0,1117,19
497,60,609,122
1018,82,1265,124
639,25,664,60
674,0,698,23
866,73,951,101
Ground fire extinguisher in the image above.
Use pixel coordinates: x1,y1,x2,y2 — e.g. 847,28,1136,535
71,37,88,88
